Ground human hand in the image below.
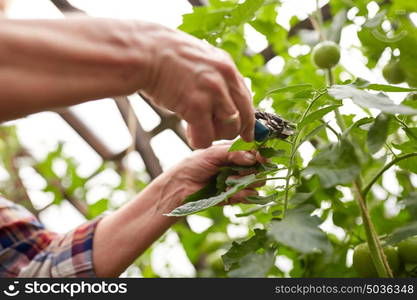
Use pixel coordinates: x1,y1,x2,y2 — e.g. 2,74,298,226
154,143,266,214
137,22,255,148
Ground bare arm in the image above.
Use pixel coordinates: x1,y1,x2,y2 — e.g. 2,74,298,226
92,144,265,277
0,17,254,147
0,17,150,121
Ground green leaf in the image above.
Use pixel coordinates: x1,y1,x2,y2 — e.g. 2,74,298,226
269,205,332,254
289,192,314,206
258,147,285,158
88,198,109,219
367,113,391,154
267,84,313,95
397,155,417,174
385,221,417,245
344,117,374,135
227,249,275,277
179,0,270,42
225,0,269,27
392,141,417,153
299,124,326,144
222,229,267,271
246,192,280,204
235,204,270,217
298,105,342,129
302,138,361,188
229,138,257,152
179,8,228,38
353,79,417,92
166,173,258,216
183,176,218,203
403,127,417,141
329,85,417,115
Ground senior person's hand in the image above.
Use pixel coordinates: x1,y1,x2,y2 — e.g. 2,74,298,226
154,143,267,213
137,23,255,148
93,144,265,277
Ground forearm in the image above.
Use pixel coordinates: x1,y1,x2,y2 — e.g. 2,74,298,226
92,169,188,277
0,17,151,122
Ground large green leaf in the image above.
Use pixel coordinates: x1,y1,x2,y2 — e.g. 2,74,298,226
269,205,332,254
353,78,417,92
179,0,269,41
222,229,268,271
298,105,342,129
166,173,258,216
367,113,391,154
329,85,417,115
288,191,314,207
268,84,313,95
227,249,275,277
229,138,257,152
302,138,361,188
385,221,417,245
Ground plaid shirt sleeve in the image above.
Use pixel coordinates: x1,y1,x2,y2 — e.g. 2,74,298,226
0,197,101,278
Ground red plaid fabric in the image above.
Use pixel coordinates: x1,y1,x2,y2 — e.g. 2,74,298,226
0,197,101,277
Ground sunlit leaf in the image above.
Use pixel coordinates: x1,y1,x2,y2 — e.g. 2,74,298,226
329,85,417,115
367,113,391,154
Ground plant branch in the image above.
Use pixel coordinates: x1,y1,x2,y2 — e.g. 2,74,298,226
282,91,326,216
363,152,417,197
353,181,393,278
326,66,390,276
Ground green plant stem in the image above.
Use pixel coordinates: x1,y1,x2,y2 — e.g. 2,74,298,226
353,181,393,278
282,91,326,217
326,68,346,132
320,120,339,137
362,152,417,197
385,142,397,158
327,66,392,278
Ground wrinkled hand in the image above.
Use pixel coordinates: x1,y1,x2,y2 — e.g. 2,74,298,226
157,144,266,214
138,23,255,148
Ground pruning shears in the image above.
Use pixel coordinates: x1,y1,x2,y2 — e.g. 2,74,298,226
253,111,295,142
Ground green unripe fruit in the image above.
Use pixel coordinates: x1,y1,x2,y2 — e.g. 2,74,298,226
352,243,400,277
382,60,405,84
312,41,341,69
398,236,417,264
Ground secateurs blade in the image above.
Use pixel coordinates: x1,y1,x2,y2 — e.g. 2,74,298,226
254,111,295,142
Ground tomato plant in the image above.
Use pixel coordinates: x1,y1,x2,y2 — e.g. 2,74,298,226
166,0,417,278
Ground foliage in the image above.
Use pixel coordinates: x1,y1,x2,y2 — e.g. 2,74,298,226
169,0,417,278
2,0,417,278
